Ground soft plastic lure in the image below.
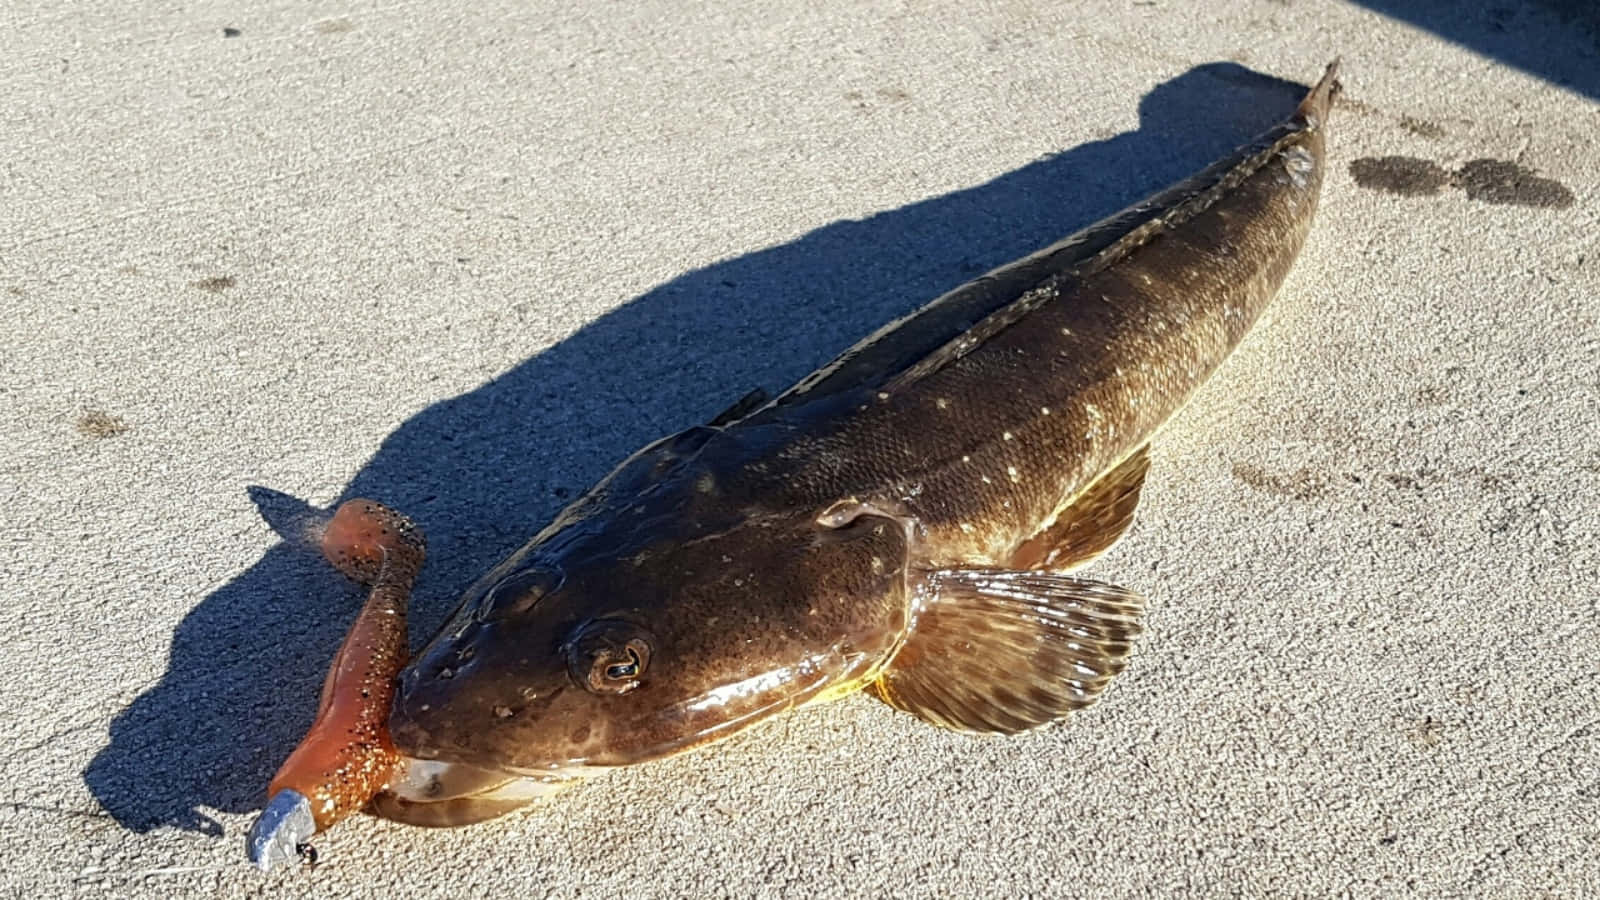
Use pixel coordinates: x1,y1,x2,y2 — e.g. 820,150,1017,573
246,499,425,872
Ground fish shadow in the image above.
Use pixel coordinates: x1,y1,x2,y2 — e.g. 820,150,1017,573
83,62,1309,835
1346,0,1599,100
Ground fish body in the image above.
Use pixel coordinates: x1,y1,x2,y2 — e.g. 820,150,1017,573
378,63,1341,825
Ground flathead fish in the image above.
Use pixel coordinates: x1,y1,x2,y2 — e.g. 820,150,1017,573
370,62,1342,826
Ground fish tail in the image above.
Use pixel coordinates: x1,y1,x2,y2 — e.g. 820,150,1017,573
1296,59,1342,129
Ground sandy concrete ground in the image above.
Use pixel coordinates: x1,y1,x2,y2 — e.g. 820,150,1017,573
3,0,1596,896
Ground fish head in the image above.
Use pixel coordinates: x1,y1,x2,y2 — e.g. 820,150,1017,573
389,474,912,780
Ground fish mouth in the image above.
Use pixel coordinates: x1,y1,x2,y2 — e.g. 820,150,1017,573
389,757,605,802
373,756,601,828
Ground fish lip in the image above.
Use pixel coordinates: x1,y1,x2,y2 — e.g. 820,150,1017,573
392,741,603,780
388,753,607,802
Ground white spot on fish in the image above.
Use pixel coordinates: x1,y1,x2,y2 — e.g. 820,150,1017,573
1007,465,1020,482
1040,406,1051,416
980,475,992,484
876,391,890,401
959,523,975,533
696,472,715,493
1060,327,1073,337
1002,431,1014,441
1283,145,1314,187
936,397,950,410
1085,403,1102,420
962,455,971,463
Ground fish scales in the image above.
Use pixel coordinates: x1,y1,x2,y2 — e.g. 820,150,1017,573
733,88,1330,566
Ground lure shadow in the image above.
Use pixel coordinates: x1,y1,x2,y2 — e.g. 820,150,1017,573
83,62,1308,835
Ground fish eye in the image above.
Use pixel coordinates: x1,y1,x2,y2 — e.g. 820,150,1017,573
604,650,641,681
477,568,564,622
565,620,653,695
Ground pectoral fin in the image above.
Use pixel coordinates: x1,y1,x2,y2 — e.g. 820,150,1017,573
872,569,1144,734
1011,445,1149,571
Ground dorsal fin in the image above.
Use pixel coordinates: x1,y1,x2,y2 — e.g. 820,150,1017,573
707,388,770,427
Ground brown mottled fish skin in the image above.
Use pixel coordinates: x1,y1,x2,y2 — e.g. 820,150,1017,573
379,63,1340,822
742,64,1338,567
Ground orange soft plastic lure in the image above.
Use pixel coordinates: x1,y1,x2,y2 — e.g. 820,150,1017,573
247,499,425,872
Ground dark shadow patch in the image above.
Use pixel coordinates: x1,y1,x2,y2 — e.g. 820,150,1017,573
1349,156,1451,197
1413,384,1447,405
1398,115,1446,139
1231,463,1330,501
1455,158,1575,208
222,26,242,38
1349,156,1574,208
6,285,21,296
1404,715,1445,747
76,410,130,439
1334,94,1382,117
84,61,1316,835
844,87,913,113
192,275,237,292
1532,0,1600,43
1382,472,1424,492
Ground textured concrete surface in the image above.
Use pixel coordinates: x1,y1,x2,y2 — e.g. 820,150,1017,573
3,1,1596,896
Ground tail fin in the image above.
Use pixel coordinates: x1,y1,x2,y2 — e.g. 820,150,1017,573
1296,59,1343,128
